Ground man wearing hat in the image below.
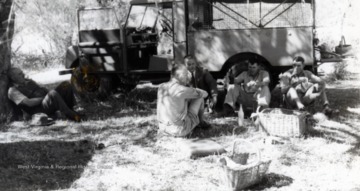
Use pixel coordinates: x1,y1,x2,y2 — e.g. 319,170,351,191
7,67,81,122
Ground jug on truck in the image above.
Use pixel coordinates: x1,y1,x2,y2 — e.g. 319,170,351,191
60,0,320,98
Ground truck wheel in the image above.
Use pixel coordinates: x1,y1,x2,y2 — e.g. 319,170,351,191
71,65,112,101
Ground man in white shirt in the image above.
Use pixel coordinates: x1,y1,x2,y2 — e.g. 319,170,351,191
157,64,208,137
222,60,271,116
280,56,338,116
7,67,81,122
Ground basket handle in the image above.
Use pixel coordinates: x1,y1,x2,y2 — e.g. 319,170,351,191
232,138,261,167
340,35,346,47
259,108,271,114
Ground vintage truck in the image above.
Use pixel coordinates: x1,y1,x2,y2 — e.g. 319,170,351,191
61,0,322,98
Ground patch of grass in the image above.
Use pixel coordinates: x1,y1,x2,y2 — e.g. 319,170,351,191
0,140,95,191
2,73,360,190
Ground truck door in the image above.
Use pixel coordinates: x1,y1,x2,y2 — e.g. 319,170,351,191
173,1,187,64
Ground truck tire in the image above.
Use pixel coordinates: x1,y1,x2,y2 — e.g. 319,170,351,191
70,65,113,101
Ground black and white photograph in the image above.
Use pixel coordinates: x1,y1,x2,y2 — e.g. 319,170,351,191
0,0,359,190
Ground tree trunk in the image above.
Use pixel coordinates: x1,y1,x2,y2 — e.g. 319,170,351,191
0,0,15,122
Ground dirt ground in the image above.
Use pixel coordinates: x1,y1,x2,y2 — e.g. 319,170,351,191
1,61,360,191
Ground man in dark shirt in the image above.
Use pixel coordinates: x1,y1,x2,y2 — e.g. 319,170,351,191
184,55,218,111
7,67,81,122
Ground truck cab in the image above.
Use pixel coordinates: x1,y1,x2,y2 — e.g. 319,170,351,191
63,1,183,96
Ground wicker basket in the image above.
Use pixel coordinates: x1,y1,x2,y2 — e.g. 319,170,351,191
258,108,307,137
335,36,352,56
220,139,271,191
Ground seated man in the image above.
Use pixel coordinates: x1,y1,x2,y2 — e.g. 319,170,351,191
157,64,209,137
7,67,81,122
280,56,337,116
184,55,218,111
222,59,271,116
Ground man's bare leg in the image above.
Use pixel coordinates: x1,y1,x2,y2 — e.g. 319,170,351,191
223,84,241,110
188,98,205,121
286,87,305,110
302,84,321,105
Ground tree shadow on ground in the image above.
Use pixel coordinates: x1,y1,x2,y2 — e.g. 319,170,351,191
248,173,293,190
0,140,95,191
305,88,360,154
321,88,360,112
79,88,157,121
188,121,247,139
114,110,154,118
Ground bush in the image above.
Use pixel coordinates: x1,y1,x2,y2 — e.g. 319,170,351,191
325,61,350,82
11,53,63,72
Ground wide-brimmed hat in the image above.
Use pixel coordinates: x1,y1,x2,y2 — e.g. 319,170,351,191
29,113,55,126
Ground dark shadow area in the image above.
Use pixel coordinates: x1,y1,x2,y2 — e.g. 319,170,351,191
305,126,348,144
38,125,69,135
132,121,159,147
0,140,95,191
128,86,158,103
74,87,157,121
347,143,360,156
248,173,294,190
214,87,227,112
188,121,246,138
308,87,360,123
325,88,360,112
302,87,360,154
114,110,154,118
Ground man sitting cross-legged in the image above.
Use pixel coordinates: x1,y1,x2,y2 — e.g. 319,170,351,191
221,59,271,117
157,64,209,137
7,67,82,122
279,56,338,116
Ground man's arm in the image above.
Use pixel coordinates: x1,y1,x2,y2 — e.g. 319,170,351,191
306,70,324,85
174,85,208,99
20,97,43,107
8,87,43,107
256,71,270,87
234,72,245,85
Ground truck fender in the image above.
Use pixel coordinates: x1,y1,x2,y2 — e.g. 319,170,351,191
65,45,80,68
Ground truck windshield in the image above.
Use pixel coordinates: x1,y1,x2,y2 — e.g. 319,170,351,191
126,5,158,29
79,8,120,30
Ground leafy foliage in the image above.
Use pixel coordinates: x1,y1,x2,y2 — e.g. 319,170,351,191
15,0,78,55
12,0,130,70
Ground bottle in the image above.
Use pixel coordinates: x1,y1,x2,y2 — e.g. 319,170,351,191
238,105,244,127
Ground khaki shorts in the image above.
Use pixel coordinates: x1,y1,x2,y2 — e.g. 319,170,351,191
158,112,200,137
